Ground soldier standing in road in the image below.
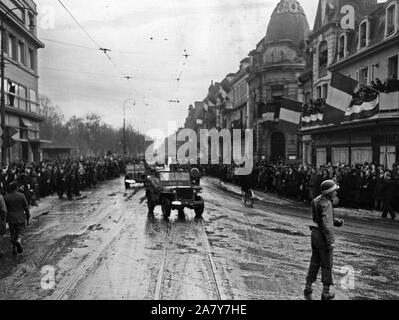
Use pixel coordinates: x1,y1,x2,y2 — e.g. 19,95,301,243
304,180,344,300
4,182,30,256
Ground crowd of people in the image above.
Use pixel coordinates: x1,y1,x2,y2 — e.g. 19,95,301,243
206,161,399,219
0,157,125,205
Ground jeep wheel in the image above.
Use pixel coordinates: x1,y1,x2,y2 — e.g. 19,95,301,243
161,199,171,219
125,182,130,189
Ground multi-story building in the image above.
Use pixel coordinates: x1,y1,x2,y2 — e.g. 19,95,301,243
248,0,309,162
1,0,45,163
225,58,250,132
299,0,399,169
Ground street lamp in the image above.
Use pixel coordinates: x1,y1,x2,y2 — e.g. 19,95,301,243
1,6,36,166
122,98,135,155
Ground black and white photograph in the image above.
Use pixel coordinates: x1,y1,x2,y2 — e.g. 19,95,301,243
0,0,398,305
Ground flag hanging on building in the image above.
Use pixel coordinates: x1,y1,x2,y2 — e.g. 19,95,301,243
277,98,302,129
344,94,379,121
324,72,358,124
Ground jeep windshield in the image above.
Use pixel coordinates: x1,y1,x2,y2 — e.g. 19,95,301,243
159,172,191,186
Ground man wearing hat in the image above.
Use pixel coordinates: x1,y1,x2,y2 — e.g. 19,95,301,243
304,180,344,300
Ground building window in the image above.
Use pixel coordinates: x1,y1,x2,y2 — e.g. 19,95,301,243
7,80,17,107
17,41,25,64
359,20,369,49
316,148,327,168
316,86,322,99
322,84,328,99
318,41,328,78
388,55,398,79
380,146,396,170
7,34,16,59
28,49,35,71
29,89,38,113
386,3,397,37
18,85,27,111
332,148,349,165
359,67,369,85
352,147,372,165
337,34,346,60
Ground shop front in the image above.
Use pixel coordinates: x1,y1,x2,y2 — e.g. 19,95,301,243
305,121,399,169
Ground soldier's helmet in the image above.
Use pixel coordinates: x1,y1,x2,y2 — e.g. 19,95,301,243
321,180,340,195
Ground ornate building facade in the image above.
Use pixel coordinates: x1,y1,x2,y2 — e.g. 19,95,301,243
248,0,310,162
299,0,399,169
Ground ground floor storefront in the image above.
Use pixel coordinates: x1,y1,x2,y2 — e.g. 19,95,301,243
300,121,399,169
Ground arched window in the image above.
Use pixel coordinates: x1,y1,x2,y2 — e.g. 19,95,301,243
318,41,328,78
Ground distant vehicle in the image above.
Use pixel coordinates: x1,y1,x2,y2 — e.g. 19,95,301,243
125,163,146,189
146,169,204,219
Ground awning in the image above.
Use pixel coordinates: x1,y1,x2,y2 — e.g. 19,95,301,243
21,118,33,127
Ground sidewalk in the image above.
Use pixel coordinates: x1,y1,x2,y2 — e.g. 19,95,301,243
211,178,395,222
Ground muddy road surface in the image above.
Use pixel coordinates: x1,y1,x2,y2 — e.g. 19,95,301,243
0,177,398,300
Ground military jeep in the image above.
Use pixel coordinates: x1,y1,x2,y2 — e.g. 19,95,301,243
146,169,204,219
125,163,146,189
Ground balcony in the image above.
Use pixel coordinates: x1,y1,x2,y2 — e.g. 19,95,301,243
5,95,45,121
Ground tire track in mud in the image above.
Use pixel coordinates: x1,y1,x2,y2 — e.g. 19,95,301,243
53,187,145,300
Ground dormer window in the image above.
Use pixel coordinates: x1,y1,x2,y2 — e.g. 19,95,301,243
386,3,397,37
358,20,369,49
337,33,347,60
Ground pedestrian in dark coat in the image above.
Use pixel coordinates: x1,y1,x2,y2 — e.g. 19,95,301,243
381,173,396,220
4,182,30,255
0,193,7,256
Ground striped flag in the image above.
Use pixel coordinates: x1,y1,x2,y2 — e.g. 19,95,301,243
344,94,379,121
324,72,358,125
277,98,302,129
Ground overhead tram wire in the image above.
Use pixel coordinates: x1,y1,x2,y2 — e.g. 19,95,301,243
57,0,130,79
41,38,188,57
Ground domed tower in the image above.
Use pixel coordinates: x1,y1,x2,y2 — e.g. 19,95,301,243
248,0,310,162
263,0,310,65
266,0,310,46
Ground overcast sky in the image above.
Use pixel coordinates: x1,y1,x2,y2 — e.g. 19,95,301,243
37,0,320,136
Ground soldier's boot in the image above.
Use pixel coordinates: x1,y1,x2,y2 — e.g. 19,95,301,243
303,282,313,300
16,238,23,254
321,285,335,300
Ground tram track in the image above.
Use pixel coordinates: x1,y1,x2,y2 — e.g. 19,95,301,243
152,214,224,300
52,188,144,300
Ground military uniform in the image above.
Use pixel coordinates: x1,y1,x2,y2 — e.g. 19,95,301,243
146,175,161,213
306,194,335,287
